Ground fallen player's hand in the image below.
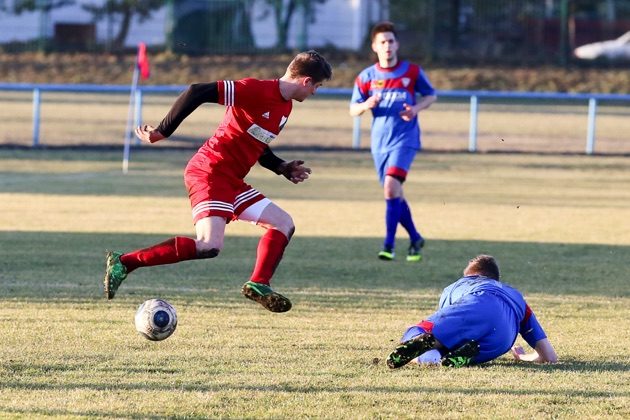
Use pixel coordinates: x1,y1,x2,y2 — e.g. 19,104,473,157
135,124,165,144
279,160,311,184
510,345,526,361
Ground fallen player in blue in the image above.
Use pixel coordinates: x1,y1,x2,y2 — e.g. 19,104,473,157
387,254,558,368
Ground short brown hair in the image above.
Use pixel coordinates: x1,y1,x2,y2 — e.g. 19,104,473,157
370,21,397,42
287,50,332,84
464,255,500,280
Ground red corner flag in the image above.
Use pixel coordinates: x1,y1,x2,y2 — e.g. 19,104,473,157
137,42,150,79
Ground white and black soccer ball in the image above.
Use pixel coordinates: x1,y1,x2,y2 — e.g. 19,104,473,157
134,298,177,341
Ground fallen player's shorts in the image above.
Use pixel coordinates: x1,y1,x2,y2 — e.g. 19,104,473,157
372,146,417,184
185,152,266,223
426,292,521,364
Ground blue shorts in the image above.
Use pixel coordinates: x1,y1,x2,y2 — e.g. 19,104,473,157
372,147,417,185
403,292,520,364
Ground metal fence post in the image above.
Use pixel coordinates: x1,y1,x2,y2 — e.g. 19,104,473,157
586,97,597,155
468,95,478,153
32,88,41,147
133,89,143,145
352,116,361,149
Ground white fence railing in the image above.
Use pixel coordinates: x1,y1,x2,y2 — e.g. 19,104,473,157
2,83,630,155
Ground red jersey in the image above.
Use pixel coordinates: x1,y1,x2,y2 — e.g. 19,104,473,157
198,78,293,179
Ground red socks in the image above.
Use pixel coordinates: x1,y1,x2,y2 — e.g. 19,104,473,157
121,236,197,273
250,229,289,285
416,320,435,334
118,230,289,284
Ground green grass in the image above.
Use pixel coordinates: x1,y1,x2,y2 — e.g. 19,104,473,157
1,148,629,418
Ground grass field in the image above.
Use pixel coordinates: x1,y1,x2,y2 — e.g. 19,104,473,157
1,147,629,418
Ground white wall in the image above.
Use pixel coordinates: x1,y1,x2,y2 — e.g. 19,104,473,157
0,3,166,46
0,0,383,50
251,0,384,50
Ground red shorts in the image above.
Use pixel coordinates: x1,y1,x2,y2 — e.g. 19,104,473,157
184,152,266,224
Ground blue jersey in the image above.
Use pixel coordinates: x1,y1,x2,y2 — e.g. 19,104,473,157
438,275,546,349
350,60,435,154
439,276,526,316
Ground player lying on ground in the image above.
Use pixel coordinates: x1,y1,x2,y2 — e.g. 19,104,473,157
386,254,558,368
103,50,332,313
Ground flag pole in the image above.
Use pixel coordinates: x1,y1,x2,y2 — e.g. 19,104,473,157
122,63,139,174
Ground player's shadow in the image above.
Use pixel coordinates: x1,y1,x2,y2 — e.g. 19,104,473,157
484,357,629,373
3,371,629,396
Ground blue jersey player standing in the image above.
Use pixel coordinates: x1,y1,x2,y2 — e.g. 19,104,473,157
387,255,558,368
350,21,437,262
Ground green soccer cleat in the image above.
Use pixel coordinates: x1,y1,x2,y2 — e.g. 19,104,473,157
441,340,480,368
103,251,127,300
241,281,292,313
378,246,395,261
406,238,425,262
386,333,437,369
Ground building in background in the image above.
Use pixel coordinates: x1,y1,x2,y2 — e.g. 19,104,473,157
0,0,388,52
4,0,630,65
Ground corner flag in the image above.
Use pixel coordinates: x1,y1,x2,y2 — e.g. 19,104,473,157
123,42,150,173
137,42,150,79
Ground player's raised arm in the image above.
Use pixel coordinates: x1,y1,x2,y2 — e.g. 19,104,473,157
135,82,220,143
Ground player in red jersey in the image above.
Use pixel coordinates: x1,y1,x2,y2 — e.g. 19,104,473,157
104,50,332,312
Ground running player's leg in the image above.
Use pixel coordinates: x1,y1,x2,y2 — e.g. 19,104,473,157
103,153,229,299
118,153,229,273
386,147,424,262
237,196,293,312
381,174,403,260
115,215,222,272
244,201,294,285
103,221,221,300
375,148,423,261
120,236,200,273
373,151,398,260
194,216,227,258
104,235,199,300
399,196,424,262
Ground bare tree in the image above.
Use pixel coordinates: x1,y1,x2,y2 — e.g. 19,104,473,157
9,0,75,50
10,0,74,14
260,0,328,50
82,0,165,51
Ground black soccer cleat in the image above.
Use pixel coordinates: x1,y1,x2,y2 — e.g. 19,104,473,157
378,246,395,261
441,340,480,368
407,238,425,262
386,333,437,369
241,281,292,313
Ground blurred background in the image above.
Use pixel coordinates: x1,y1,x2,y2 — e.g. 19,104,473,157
1,0,630,152
2,0,630,65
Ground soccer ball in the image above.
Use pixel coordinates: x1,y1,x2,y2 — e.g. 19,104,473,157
134,298,177,341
